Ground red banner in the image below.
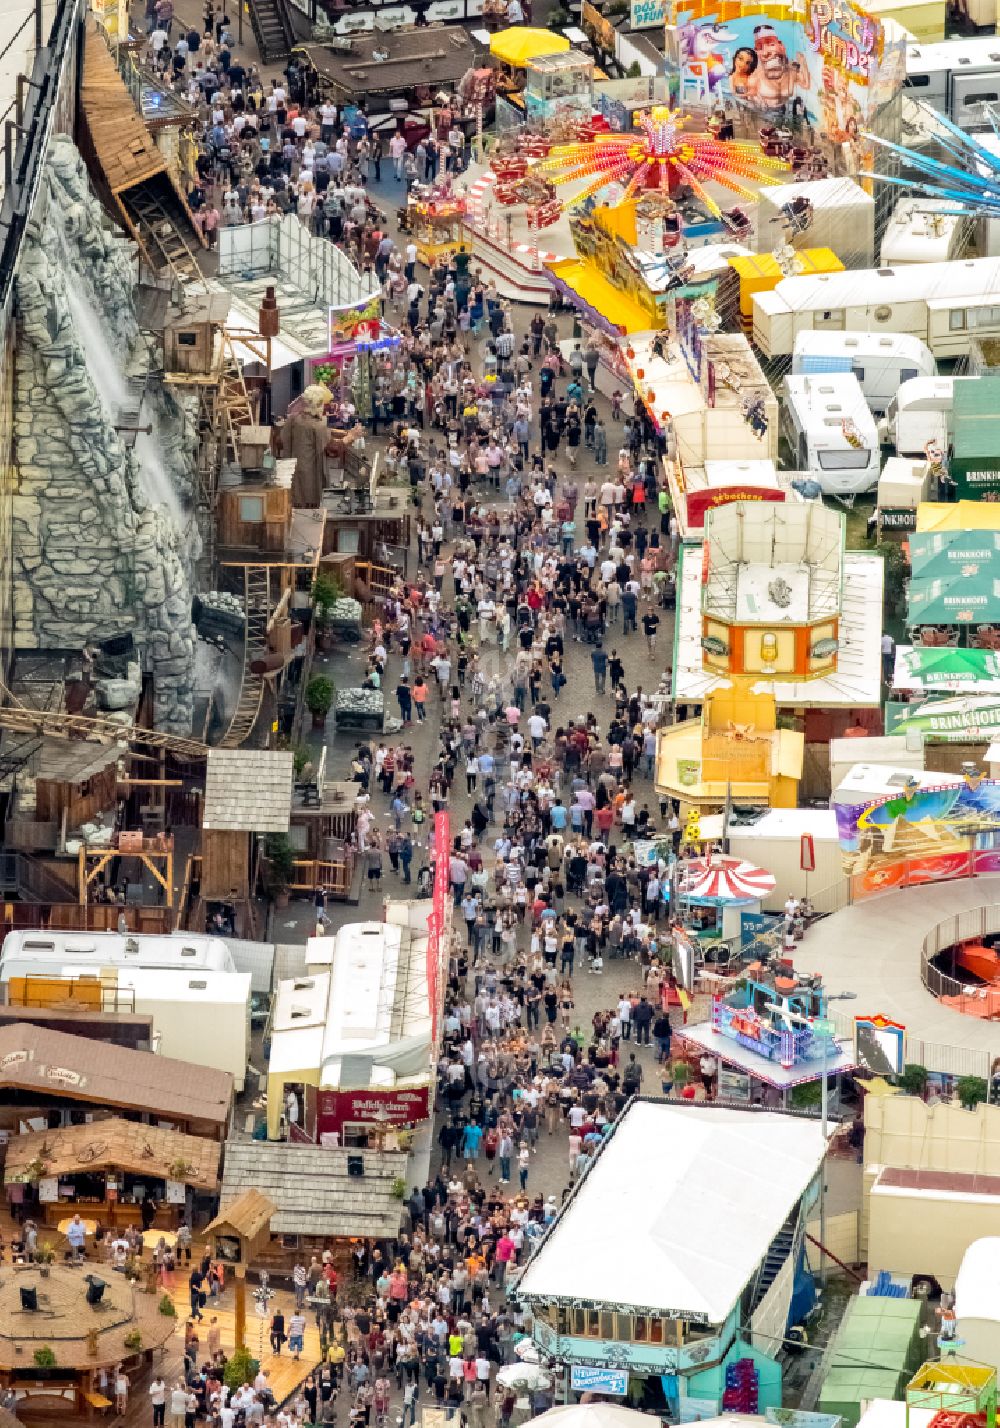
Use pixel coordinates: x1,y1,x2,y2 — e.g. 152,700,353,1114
687,483,784,530
316,1086,431,1134
426,811,451,1046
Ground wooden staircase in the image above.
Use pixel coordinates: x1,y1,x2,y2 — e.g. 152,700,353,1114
246,0,295,63
219,565,271,748
122,173,204,283
80,25,205,281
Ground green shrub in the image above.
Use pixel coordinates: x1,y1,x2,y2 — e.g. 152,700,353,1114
305,675,334,717
958,1075,989,1111
223,1346,260,1391
899,1063,929,1096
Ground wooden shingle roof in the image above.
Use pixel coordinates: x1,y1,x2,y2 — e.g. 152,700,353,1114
5,1117,221,1190
220,1141,407,1240
81,26,167,194
203,749,294,833
205,1187,276,1241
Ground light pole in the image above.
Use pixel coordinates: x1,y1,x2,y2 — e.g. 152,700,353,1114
253,1270,275,1366
817,991,856,1280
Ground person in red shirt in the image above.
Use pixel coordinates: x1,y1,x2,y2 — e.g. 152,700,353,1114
595,804,615,842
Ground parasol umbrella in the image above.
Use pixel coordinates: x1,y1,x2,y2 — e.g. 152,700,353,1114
513,1338,541,1362
489,26,570,65
678,854,776,903
525,1407,655,1428
901,646,1000,686
496,1363,553,1392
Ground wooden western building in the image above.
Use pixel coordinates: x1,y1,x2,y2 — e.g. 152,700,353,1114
0,1022,234,1140
5,1117,221,1230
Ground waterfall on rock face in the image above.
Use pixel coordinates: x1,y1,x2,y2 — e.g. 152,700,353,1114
63,281,185,531
10,136,201,735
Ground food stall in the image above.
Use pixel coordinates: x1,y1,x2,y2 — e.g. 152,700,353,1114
4,1118,220,1231
677,853,777,944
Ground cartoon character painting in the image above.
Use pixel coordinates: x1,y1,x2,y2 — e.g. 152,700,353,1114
679,19,737,92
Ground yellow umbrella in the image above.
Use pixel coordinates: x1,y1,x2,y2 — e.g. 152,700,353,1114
489,26,570,66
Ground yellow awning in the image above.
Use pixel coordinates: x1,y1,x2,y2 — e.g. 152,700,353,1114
917,500,1000,533
489,26,570,65
547,257,653,336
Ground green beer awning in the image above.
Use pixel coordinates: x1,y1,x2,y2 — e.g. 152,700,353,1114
907,572,1000,626
900,647,1000,684
909,529,1000,580
887,695,1000,740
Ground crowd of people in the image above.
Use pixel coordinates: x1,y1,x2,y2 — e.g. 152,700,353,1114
126,19,714,1428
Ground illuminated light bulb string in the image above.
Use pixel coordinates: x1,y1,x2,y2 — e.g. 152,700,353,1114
534,106,790,218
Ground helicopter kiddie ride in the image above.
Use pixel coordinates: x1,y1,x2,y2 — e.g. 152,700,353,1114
677,958,857,1096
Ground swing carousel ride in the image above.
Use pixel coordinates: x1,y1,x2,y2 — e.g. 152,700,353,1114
864,104,1000,218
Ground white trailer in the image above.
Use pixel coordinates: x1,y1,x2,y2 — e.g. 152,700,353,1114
781,373,881,494
0,929,236,978
905,36,1000,129
753,257,1000,360
879,199,966,267
114,967,251,1090
791,331,935,414
878,374,970,453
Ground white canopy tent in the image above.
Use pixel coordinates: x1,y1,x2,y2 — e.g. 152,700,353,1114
955,1237,1000,1372
516,1101,827,1325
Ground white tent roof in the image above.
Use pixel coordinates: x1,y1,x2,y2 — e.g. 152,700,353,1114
515,1101,827,1324
955,1237,1000,1326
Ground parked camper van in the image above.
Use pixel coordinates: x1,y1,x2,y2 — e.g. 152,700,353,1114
791,331,936,414
905,37,1000,129
781,374,881,494
752,257,1000,360
877,375,970,454
879,199,966,267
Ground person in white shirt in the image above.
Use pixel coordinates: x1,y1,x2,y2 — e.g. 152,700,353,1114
389,130,407,178
527,711,547,747
169,1384,188,1428
149,1379,167,1428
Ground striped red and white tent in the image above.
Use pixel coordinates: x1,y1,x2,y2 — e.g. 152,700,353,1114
679,854,776,903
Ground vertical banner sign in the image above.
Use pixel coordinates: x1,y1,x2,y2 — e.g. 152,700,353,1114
426,811,451,1044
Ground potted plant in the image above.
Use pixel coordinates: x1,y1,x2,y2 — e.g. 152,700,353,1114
311,571,343,651
223,1346,260,1392
168,1159,191,1181
391,1177,407,1201
957,1075,989,1111
123,1331,143,1352
33,1347,56,1369
306,675,334,730
159,1293,178,1317
37,1242,55,1276
264,833,296,909
899,1063,929,1098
